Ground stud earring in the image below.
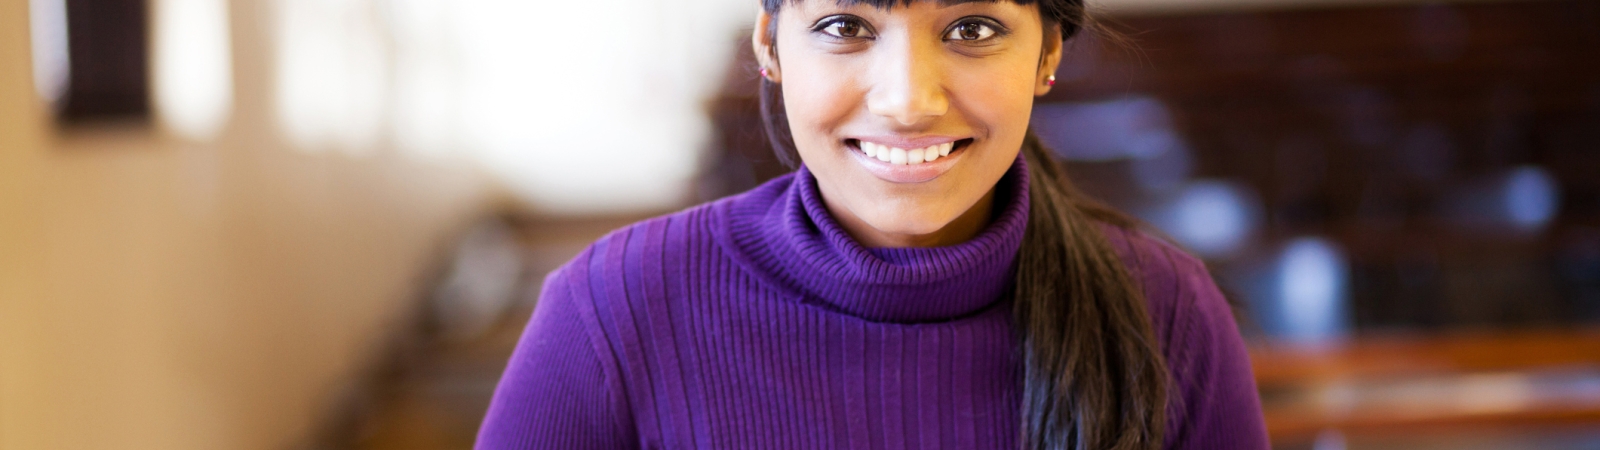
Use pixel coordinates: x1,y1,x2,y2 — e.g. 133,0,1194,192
760,67,770,79
1046,75,1056,87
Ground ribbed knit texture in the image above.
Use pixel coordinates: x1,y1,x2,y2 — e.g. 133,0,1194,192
477,154,1270,449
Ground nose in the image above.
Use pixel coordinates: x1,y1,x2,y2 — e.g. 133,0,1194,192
865,36,948,127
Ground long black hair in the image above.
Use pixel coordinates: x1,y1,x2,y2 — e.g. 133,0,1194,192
755,1,1168,449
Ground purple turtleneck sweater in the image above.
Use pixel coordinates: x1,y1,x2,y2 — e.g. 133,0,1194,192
477,155,1270,449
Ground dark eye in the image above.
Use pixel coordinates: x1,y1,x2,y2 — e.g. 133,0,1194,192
818,17,872,39
946,21,997,41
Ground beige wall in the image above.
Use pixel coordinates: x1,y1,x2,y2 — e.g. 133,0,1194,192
0,1,501,449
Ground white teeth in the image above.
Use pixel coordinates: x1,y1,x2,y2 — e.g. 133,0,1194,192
889,147,907,165
860,141,957,165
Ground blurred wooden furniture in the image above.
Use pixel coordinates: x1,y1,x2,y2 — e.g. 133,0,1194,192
1252,329,1600,444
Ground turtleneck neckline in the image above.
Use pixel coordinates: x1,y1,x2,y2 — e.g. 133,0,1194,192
718,153,1031,323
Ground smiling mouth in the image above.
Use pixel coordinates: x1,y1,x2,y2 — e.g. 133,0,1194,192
845,138,974,165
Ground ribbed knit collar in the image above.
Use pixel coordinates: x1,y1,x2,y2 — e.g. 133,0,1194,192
719,153,1030,323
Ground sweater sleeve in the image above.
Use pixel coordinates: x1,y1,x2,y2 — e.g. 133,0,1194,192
476,265,636,449
1162,254,1272,450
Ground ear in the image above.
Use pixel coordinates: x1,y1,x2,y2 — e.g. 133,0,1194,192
1035,23,1064,96
752,10,781,83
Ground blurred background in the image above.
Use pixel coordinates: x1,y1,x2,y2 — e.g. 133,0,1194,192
1,0,1597,449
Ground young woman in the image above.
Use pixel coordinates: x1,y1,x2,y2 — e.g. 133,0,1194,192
477,0,1270,448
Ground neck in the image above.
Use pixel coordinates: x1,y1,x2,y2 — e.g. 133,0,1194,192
826,187,998,249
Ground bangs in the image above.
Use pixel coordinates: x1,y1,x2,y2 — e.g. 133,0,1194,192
758,0,1085,42
765,0,1040,12
831,0,1035,6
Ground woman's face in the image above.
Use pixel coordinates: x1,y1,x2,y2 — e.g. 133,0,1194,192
757,0,1060,248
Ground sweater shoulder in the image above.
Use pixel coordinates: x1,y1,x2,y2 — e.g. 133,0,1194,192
1097,228,1270,448
1096,225,1230,345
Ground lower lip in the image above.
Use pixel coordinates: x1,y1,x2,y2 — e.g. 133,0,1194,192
848,142,966,184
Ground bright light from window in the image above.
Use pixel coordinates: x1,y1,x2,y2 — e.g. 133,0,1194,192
274,0,388,153
389,0,457,160
154,0,234,140
274,0,751,214
29,0,70,106
444,0,714,214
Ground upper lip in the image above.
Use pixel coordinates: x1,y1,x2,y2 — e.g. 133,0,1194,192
851,135,966,150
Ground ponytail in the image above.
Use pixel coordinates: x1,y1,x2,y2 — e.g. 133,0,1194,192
1013,132,1167,450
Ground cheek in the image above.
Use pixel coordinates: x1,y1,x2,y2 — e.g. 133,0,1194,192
778,59,860,151
949,58,1038,140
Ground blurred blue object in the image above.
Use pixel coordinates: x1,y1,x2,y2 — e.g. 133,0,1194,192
1506,167,1561,230
1129,141,1194,194
1141,180,1262,259
1441,165,1561,235
1031,96,1186,162
1280,238,1349,342
1238,237,1351,343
